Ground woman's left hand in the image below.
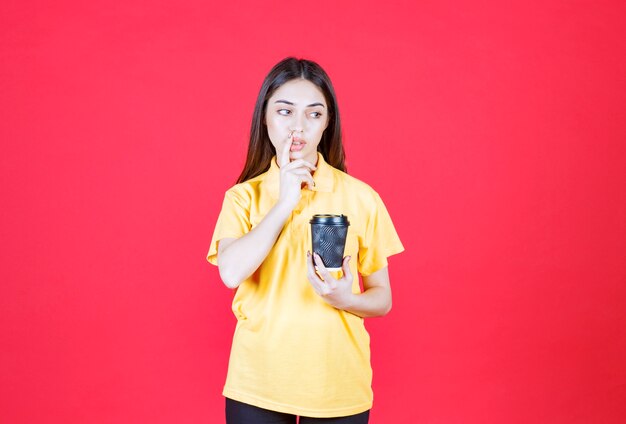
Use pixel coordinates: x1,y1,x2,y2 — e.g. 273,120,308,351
306,251,355,310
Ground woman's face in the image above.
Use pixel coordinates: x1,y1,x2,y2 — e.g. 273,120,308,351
265,78,329,166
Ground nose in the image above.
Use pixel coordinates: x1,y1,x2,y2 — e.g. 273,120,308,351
290,127,304,136
290,114,305,134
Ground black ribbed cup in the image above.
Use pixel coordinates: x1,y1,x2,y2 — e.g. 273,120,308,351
310,214,350,271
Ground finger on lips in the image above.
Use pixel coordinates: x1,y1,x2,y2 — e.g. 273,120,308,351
279,131,294,167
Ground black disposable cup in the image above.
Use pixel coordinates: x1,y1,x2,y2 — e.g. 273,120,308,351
310,214,350,271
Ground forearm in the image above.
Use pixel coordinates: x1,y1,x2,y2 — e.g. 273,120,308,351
342,286,392,318
218,201,292,288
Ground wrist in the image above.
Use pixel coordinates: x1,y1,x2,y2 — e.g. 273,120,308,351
275,198,296,213
273,199,295,217
333,292,357,311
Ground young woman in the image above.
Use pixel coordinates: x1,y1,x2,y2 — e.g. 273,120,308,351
207,57,404,423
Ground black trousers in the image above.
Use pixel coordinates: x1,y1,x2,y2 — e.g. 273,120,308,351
226,398,370,424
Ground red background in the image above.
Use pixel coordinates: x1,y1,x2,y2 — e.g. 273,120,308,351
1,1,625,422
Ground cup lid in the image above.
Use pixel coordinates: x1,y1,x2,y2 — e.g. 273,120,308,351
309,214,350,226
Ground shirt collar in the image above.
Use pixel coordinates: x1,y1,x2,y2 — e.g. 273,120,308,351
262,152,335,199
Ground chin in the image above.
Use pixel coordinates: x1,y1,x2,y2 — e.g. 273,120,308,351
290,146,318,162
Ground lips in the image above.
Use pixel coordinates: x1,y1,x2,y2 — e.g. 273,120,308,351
290,137,306,152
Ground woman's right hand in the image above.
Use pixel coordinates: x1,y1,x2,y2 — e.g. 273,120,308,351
277,131,317,210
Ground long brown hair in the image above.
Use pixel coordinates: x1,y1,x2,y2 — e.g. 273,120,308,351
236,57,346,183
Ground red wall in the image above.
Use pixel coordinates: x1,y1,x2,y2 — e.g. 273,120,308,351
1,1,625,422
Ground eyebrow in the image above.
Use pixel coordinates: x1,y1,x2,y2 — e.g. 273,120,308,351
274,100,326,108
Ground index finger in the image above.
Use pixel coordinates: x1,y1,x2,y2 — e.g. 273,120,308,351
306,251,325,285
313,253,331,281
279,131,294,168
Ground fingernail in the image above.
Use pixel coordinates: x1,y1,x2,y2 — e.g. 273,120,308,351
307,251,310,256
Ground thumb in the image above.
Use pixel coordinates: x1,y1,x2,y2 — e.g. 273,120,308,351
341,256,353,282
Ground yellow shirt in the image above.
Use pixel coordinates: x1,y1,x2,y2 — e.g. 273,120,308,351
207,152,404,418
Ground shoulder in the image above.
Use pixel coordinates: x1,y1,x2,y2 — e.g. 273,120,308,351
223,172,267,201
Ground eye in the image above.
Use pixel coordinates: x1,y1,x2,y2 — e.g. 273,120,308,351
277,109,291,116
311,112,323,118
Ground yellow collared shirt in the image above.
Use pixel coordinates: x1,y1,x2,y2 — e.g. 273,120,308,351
207,152,404,418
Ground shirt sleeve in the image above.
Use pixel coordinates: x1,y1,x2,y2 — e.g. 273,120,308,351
358,190,405,276
206,187,251,266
